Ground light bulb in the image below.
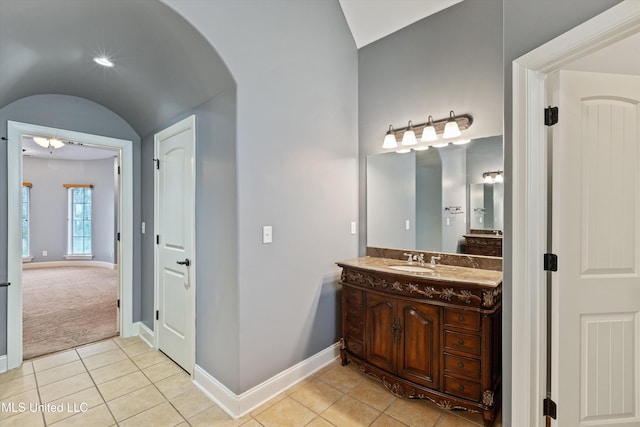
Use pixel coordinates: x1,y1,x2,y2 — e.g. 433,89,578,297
420,116,438,142
382,125,398,149
401,121,417,146
442,111,461,139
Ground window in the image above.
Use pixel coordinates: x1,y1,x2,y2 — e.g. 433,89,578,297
22,183,31,259
66,185,93,256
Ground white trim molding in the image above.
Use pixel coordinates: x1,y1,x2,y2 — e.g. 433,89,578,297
134,321,156,348
22,261,117,270
511,2,640,425
0,355,7,374
194,342,341,419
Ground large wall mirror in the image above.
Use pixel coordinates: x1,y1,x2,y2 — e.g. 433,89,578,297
367,135,503,253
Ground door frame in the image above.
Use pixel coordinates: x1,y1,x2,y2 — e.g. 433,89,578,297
511,1,640,425
153,115,197,373
6,121,134,370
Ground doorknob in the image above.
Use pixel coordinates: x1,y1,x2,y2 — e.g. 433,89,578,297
176,258,191,267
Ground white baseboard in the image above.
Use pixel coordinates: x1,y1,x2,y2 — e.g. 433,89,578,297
23,261,118,270
0,354,7,374
134,321,156,348
194,342,341,419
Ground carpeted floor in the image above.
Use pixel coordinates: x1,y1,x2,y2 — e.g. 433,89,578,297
22,266,118,360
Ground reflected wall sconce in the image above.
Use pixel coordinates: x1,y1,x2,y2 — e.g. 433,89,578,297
383,111,472,152
482,170,504,184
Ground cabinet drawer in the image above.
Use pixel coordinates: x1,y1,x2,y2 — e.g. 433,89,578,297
444,353,481,379
345,287,363,306
444,375,481,401
444,308,480,331
444,331,481,356
345,338,364,358
345,322,364,341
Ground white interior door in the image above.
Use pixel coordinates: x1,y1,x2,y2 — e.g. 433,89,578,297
551,70,640,426
155,116,196,374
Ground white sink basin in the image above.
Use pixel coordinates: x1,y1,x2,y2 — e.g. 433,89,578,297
388,265,434,273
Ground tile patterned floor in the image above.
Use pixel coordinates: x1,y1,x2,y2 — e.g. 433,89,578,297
0,337,502,426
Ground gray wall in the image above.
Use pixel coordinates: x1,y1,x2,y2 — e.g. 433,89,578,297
503,1,623,424
0,94,141,355
358,0,504,255
367,152,416,249
164,0,358,394
23,157,117,263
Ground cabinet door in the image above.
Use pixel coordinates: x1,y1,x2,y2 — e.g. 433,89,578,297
365,292,396,373
397,301,440,388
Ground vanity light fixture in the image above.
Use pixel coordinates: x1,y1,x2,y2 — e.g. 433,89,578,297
401,120,417,146
442,110,462,139
382,125,398,149
420,116,438,142
482,170,503,184
93,56,114,67
382,112,472,151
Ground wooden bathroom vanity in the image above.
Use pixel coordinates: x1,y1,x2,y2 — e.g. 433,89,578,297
337,249,502,427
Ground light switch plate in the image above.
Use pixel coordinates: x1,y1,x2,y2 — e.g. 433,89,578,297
350,221,357,235
263,226,273,244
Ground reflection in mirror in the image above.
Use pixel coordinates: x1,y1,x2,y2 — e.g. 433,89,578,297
367,135,503,254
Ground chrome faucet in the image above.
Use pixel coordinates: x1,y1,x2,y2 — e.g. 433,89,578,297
416,254,425,266
430,256,441,268
403,253,414,264
403,253,425,266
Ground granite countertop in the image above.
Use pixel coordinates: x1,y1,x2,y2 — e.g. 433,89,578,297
336,256,502,288
463,234,503,239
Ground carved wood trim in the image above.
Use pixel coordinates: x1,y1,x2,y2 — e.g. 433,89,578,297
341,269,501,309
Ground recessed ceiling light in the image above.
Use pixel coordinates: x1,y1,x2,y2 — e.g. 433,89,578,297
93,56,114,67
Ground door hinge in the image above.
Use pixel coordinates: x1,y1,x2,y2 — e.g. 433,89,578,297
117,232,120,241
117,299,120,308
156,310,159,320
117,166,121,175
153,158,160,170
156,235,160,245
544,253,558,271
545,106,559,126
543,398,557,419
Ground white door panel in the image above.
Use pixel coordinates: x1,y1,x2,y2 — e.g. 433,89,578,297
552,70,640,426
155,116,196,374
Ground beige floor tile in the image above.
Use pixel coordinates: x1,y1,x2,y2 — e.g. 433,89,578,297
249,393,286,417
435,412,482,427
289,378,344,414
43,387,105,425
0,389,39,421
0,362,33,386
317,364,365,393
89,359,140,384
384,398,442,427
254,396,316,427
35,360,86,387
49,404,115,427
121,341,153,358
76,340,119,359
0,374,37,400
443,410,485,426
187,405,250,427
155,372,196,399
97,370,151,401
347,378,396,412
371,414,409,427
142,359,184,383
106,384,165,422
0,409,45,427
321,395,380,427
131,350,170,369
31,350,79,373
82,349,128,371
169,386,215,419
306,417,335,427
119,401,185,427
38,372,94,402
113,336,143,348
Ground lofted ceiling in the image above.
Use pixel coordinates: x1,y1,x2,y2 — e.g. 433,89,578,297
338,0,463,48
